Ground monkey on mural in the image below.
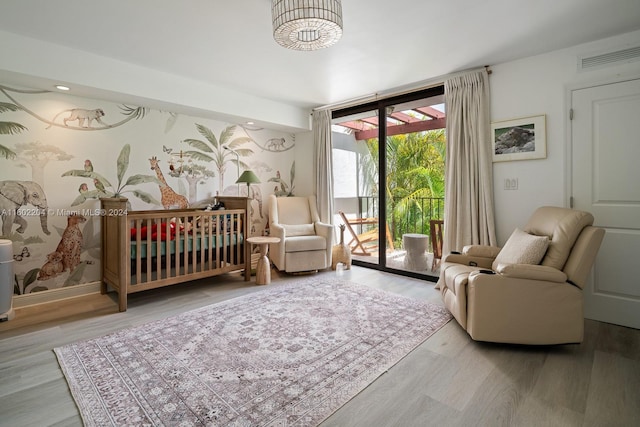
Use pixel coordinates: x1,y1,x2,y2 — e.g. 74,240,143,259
47,108,107,128
265,138,286,151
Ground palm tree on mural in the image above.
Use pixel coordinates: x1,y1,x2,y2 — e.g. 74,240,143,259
0,101,26,159
182,124,253,193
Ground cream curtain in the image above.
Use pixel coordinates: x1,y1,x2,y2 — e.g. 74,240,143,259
443,69,497,254
312,109,334,224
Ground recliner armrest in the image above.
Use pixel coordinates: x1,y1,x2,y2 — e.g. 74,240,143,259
442,253,494,269
462,245,501,259
493,263,567,283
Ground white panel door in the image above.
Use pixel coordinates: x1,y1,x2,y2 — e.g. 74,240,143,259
571,77,640,329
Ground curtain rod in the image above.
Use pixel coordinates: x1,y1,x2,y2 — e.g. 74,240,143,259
313,65,491,112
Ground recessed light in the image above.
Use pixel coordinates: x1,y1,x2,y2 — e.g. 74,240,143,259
55,85,70,91
246,121,254,125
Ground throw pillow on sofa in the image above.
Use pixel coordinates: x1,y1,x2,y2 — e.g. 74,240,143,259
492,228,549,270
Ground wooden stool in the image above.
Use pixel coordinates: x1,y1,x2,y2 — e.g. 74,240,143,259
403,233,429,271
246,236,280,285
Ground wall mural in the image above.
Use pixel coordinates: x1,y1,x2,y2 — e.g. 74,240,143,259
269,162,296,197
0,84,296,297
64,144,161,208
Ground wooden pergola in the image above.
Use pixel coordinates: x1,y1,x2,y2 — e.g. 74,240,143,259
336,106,445,140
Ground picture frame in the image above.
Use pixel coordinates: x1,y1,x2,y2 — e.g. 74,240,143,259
491,114,546,162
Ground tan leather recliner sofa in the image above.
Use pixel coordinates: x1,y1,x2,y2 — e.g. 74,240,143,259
436,206,605,345
268,195,334,273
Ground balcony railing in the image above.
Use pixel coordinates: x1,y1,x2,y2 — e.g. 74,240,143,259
356,196,444,250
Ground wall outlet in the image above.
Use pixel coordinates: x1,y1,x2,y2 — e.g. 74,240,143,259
504,178,518,190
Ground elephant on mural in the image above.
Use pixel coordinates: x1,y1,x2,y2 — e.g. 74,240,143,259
0,180,51,237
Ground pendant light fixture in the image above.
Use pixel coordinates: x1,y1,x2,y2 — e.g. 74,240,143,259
272,0,343,51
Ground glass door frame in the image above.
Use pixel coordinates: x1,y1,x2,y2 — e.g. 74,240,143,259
332,85,445,281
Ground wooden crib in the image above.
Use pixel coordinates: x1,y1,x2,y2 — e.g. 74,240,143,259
100,196,250,311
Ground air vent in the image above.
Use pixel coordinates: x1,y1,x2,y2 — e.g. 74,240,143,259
578,45,640,71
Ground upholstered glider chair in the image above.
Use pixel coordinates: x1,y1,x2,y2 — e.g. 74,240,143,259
437,206,604,345
268,195,334,273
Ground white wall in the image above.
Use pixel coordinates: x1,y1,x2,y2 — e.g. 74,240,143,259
490,29,640,244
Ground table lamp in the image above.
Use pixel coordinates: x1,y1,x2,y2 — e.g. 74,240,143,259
236,170,261,197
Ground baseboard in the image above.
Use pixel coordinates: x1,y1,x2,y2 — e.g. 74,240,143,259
13,281,102,308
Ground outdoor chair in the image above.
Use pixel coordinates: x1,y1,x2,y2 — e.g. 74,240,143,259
430,219,444,271
338,211,394,256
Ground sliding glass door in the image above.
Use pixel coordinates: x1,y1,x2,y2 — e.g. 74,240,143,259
384,97,445,277
332,86,445,280
332,108,381,267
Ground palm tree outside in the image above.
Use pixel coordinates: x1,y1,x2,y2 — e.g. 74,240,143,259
363,128,445,249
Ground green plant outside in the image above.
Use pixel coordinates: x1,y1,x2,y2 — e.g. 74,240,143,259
363,129,445,248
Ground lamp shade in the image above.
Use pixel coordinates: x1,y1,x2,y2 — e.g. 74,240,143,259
236,170,261,185
272,0,343,51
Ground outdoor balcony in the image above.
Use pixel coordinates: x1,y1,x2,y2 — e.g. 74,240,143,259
335,196,444,277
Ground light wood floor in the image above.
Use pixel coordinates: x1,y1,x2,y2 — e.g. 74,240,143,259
1,266,639,426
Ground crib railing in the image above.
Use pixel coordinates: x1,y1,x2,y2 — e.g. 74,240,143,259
100,196,250,311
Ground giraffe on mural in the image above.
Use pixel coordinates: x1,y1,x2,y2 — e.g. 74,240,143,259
149,156,189,209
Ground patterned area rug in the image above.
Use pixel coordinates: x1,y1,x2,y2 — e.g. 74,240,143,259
55,277,452,426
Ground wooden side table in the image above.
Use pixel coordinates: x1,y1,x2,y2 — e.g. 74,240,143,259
246,236,281,285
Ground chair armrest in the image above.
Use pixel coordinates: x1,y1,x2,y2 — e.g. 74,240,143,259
315,222,334,239
462,245,501,259
315,222,335,266
269,224,286,270
442,253,494,269
494,263,567,283
270,223,285,239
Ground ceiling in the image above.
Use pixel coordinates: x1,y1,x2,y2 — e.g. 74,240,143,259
1,0,640,127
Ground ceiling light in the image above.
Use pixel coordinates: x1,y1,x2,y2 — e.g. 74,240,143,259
272,0,343,51
55,85,70,91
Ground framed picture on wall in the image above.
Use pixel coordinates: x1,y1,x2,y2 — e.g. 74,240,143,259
491,114,546,162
